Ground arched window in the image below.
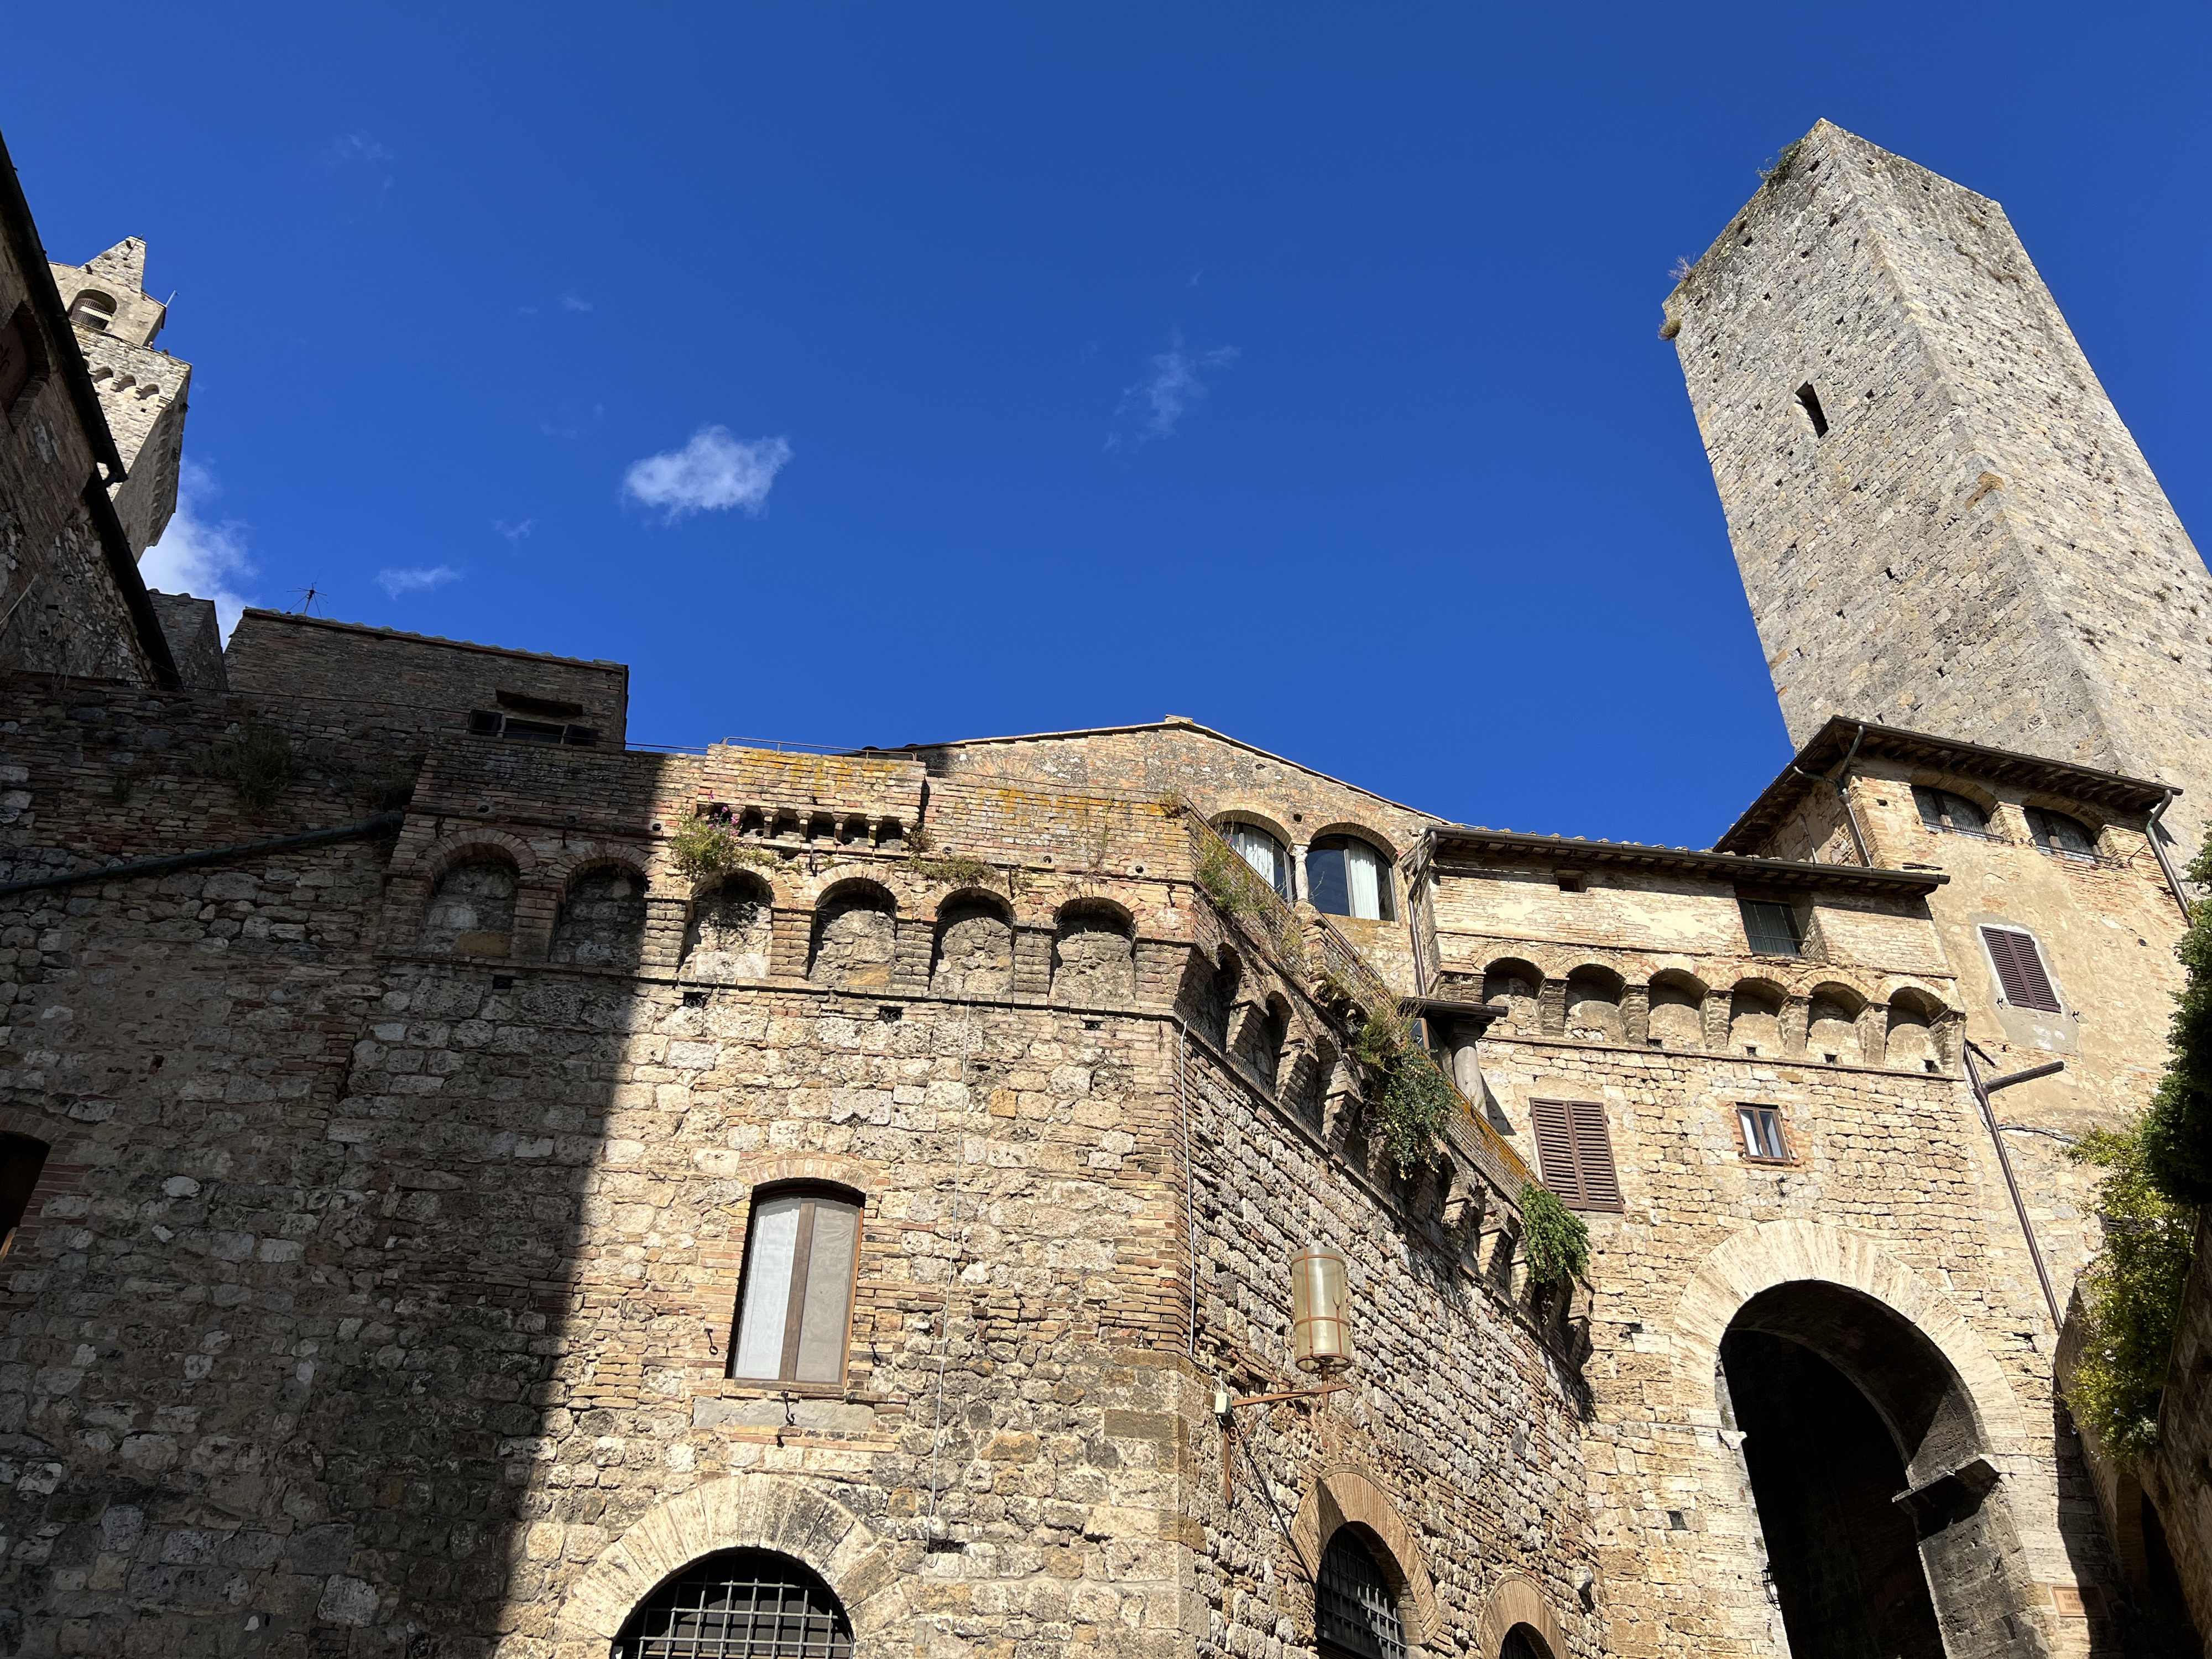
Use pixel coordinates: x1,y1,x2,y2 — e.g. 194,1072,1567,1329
2025,807,2098,861
729,1185,862,1385
612,1548,853,1658
1317,1529,1407,1659
1912,786,1988,837
1308,836,1395,921
67,290,117,333
1222,822,1292,900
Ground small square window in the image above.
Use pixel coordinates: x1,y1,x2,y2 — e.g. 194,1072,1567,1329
1739,900,1802,958
1738,1105,1789,1162
1556,872,1587,894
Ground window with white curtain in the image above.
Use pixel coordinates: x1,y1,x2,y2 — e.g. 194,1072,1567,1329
1223,822,1292,900
729,1187,862,1383
1307,836,1394,921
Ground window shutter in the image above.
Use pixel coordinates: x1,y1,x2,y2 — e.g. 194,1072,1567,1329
1532,1099,1621,1212
1532,1099,1582,1206
1981,926,2059,1014
1569,1100,1623,1209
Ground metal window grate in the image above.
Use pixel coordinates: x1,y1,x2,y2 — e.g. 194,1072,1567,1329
1316,1532,1407,1659
611,1550,854,1659
1739,900,1802,958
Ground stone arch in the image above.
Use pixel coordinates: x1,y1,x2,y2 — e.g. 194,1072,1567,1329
1209,805,1296,851
808,878,899,991
1304,819,1402,864
1885,985,1947,1072
931,890,1014,998
552,1473,900,1648
1671,1218,2026,1446
683,869,775,982
1562,964,1625,1043
1051,899,1135,1003
1474,1569,1571,1658
1646,969,1707,1050
548,858,650,969
1481,957,1545,1036
419,850,520,956
1727,977,1786,1056
1805,979,1867,1065
1288,1465,1441,1647
400,829,539,881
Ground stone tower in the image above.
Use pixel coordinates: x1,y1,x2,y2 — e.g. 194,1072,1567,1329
48,237,190,556
1666,120,2212,848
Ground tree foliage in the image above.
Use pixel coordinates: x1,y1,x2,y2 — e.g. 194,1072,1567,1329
2064,1120,2198,1464
2141,830,2212,1203
1521,1182,1590,1285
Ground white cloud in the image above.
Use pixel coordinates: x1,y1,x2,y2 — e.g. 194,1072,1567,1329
320,132,394,168
494,518,536,544
1108,337,1239,450
558,290,593,314
622,426,793,522
139,460,255,640
375,565,462,597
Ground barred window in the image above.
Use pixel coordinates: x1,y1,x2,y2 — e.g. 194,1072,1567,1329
729,1186,862,1384
1316,1530,1406,1659
611,1548,853,1658
1739,899,1802,958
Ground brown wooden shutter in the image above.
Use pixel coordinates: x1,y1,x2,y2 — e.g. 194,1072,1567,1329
1981,926,2059,1014
1569,1100,1624,1210
1532,1099,1582,1205
1532,1099,1622,1211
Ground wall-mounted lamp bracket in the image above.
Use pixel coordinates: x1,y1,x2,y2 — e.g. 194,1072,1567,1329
1213,1381,1349,1422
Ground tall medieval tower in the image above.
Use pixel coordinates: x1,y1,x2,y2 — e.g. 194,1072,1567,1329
1666,119,2212,848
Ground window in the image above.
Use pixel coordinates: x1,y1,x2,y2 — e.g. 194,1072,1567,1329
1316,1531,1406,1659
1739,899,1802,958
1222,822,1291,900
465,709,599,745
1308,836,1395,921
1912,786,1989,837
0,305,46,417
1981,925,2061,1014
2025,807,2099,862
1794,382,1829,437
1531,1098,1623,1212
0,1134,50,1260
66,290,116,333
1737,1105,1790,1162
611,1548,853,1659
730,1187,861,1384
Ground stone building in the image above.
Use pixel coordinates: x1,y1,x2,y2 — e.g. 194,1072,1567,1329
1,116,2209,1658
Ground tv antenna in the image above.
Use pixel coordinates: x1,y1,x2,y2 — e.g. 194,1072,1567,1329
291,584,322,615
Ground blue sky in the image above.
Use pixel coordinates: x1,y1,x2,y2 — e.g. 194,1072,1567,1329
7,6,2208,846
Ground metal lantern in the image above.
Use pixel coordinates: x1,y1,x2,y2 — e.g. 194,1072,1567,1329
1290,1245,1352,1374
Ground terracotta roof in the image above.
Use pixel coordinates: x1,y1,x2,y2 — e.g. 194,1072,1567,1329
1429,823,1947,898
1715,717,2176,855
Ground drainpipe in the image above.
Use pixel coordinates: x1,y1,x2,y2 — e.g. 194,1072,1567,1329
1963,1039,2064,1332
2146,791,2194,924
1792,722,1870,866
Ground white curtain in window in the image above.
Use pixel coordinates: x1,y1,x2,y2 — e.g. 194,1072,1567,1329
795,1202,858,1381
1227,825,1287,897
732,1194,802,1379
1343,841,1385,920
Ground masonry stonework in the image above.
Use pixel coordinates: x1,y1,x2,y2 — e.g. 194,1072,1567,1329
3,115,2210,1659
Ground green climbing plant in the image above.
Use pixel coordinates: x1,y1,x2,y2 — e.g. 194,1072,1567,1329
666,813,778,881
2141,831,2212,1204
2064,1118,2198,1464
1521,1182,1591,1285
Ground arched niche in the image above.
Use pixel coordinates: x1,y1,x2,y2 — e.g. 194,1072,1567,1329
808,880,898,991
1885,988,1945,1072
685,871,774,982
420,854,518,956
1481,958,1544,1036
1728,979,1785,1057
1806,982,1867,1065
1646,970,1707,1050
549,862,649,969
930,893,1014,999
1051,900,1135,1003
1563,965,1625,1043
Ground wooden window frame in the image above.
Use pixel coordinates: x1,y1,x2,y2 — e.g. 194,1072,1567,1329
1530,1098,1624,1213
1980,925,2062,1015
1734,1104,1794,1166
726,1182,864,1389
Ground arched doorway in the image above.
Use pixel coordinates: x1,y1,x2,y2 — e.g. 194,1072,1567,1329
610,1547,853,1658
1719,1281,2039,1659
1499,1624,1555,1659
